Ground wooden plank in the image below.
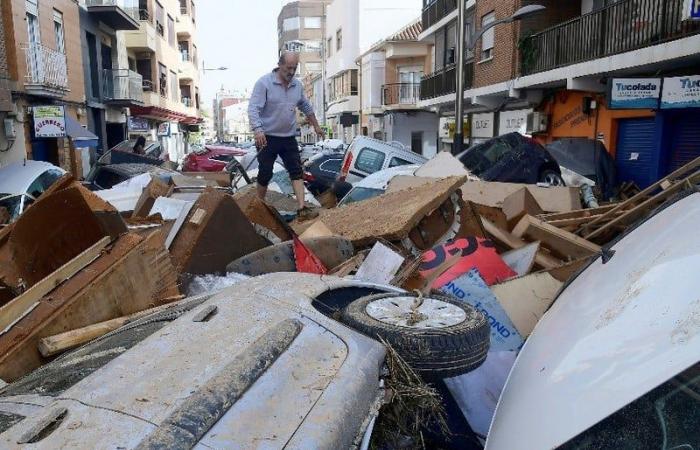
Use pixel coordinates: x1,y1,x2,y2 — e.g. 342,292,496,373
501,242,540,277
502,188,544,229
38,301,182,357
491,272,563,337
481,217,563,269
0,237,111,335
513,215,601,260
538,204,618,222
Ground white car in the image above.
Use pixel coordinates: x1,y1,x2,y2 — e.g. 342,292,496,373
338,165,420,206
486,191,700,449
0,161,66,224
338,136,427,184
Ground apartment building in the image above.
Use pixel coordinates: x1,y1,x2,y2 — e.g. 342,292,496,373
212,89,246,143
419,0,700,187
0,0,90,169
79,0,142,153
300,71,325,143
278,0,330,78
0,3,15,160
359,19,439,157
123,0,201,162
324,0,422,143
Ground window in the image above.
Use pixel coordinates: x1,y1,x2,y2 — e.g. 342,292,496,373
53,10,65,54
170,70,178,102
303,40,322,52
319,159,342,173
158,62,167,97
336,28,342,51
481,12,496,61
155,1,165,36
326,38,332,57
27,169,65,197
305,62,322,73
26,0,41,80
167,15,175,47
355,148,385,173
389,157,412,168
304,16,322,29
411,132,424,155
445,20,457,65
86,32,100,98
459,138,512,176
283,17,300,31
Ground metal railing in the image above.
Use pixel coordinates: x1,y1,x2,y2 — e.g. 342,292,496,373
382,83,421,106
180,50,190,62
521,0,700,75
180,6,188,15
419,62,473,100
181,97,192,107
22,44,68,90
422,0,457,32
85,0,139,21
103,69,143,103
139,8,150,21
142,79,154,91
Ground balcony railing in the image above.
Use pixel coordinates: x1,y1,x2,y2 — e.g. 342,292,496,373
420,62,473,100
422,0,457,32
180,6,188,15
181,97,192,107
85,0,139,22
382,83,421,106
139,8,150,21
521,0,700,75
142,79,154,91
180,50,191,62
22,44,68,91
103,69,144,104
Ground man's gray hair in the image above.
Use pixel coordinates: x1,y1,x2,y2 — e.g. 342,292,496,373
278,51,299,66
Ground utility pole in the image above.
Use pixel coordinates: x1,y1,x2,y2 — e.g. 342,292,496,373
453,0,467,155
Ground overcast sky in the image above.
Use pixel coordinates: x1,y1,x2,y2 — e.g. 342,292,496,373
198,1,283,111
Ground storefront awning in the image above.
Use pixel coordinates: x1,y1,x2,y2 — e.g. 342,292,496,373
66,115,99,147
130,106,201,125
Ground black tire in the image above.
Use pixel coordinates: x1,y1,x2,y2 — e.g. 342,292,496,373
539,169,565,186
341,292,490,379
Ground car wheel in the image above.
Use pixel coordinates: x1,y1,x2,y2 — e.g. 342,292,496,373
539,169,566,186
341,292,490,379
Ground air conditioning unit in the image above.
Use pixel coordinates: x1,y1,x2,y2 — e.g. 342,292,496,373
526,112,549,134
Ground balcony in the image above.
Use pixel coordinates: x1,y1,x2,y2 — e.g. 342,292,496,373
176,14,195,37
419,62,473,101
85,0,139,31
124,20,157,52
102,69,144,106
521,0,700,76
422,0,457,33
22,44,68,97
382,83,421,108
179,60,198,81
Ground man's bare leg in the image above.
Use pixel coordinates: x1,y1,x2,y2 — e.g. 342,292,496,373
292,179,306,210
257,183,267,201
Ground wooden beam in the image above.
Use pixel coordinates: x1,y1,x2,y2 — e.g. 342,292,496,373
0,237,111,335
538,204,618,222
513,215,601,260
481,217,562,269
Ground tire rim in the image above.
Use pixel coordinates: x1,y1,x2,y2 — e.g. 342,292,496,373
365,296,467,329
543,173,564,186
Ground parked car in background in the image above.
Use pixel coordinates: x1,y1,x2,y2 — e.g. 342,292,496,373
109,139,162,160
456,133,564,185
337,165,420,207
85,163,177,191
183,145,249,172
338,136,427,183
486,191,700,449
303,153,344,195
0,161,66,224
546,138,617,200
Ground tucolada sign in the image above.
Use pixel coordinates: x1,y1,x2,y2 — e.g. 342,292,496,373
608,78,661,109
683,0,700,20
661,76,700,109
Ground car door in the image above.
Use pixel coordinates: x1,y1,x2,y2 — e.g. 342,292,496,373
350,147,386,182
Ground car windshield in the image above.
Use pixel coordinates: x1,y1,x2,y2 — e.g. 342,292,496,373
0,194,30,223
339,187,384,206
560,362,700,449
460,139,513,176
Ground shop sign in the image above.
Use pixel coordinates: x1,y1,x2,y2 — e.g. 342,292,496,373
471,113,495,138
498,109,532,135
157,122,171,136
661,75,700,109
128,117,149,132
33,106,66,138
608,78,661,109
683,0,700,20
439,117,470,140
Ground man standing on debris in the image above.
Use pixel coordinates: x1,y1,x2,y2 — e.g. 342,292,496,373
248,51,325,220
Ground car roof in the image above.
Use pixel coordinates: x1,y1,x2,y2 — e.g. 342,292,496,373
351,164,421,190
101,163,176,177
0,161,65,194
351,136,427,162
486,191,700,450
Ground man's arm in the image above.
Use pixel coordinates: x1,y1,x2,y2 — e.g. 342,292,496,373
248,79,267,149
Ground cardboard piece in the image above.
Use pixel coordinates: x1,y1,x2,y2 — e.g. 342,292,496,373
355,242,405,285
502,187,544,229
501,242,540,277
461,180,581,213
420,238,517,288
169,189,269,276
299,221,335,240
415,152,476,179
132,177,173,218
440,269,523,352
481,217,563,270
491,272,563,337
512,215,601,261
234,191,292,243
316,190,338,209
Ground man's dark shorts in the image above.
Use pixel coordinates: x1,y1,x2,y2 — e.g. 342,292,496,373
256,135,302,187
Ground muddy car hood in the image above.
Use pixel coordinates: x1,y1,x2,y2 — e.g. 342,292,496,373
0,274,389,449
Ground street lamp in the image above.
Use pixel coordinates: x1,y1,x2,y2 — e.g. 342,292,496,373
202,62,229,72
453,4,546,154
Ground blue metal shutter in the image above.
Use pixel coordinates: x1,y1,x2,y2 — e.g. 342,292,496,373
615,118,657,188
669,112,700,173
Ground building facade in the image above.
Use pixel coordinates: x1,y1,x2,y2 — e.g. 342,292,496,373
212,89,246,143
419,0,700,186
0,0,88,170
278,0,330,79
123,0,202,163
324,0,422,143
360,19,439,157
